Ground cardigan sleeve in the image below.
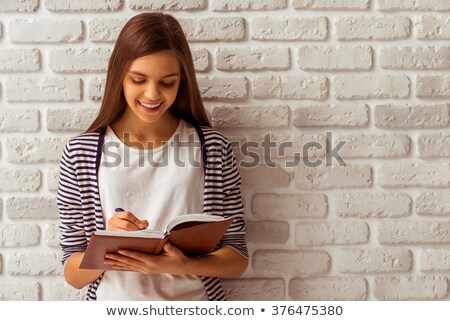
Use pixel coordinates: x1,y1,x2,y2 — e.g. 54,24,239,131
57,141,88,265
217,141,249,259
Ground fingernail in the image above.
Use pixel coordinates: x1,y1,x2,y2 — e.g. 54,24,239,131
115,208,124,212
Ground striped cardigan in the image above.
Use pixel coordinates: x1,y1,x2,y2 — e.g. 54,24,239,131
57,124,248,301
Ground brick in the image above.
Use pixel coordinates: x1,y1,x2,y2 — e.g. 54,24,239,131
241,165,290,188
336,16,410,41
293,0,369,10
0,49,40,72
252,193,327,219
198,77,248,100
375,104,449,128
293,104,368,128
252,76,328,100
0,0,37,12
421,249,450,272
336,193,411,218
6,78,81,102
377,0,450,11
379,221,450,244
246,133,327,161
374,276,448,300
45,0,122,12
0,282,40,300
289,278,367,300
0,109,39,132
0,224,40,247
418,133,450,158
191,48,209,71
216,47,289,71
416,192,450,216
89,18,126,43
49,48,111,73
0,169,41,192
7,252,63,276
42,282,86,300
337,249,412,273
253,250,330,276
417,76,450,98
334,75,410,99
212,105,289,129
246,221,289,244
179,17,245,41
415,16,450,40
294,164,372,190
295,221,369,245
335,134,410,158
298,46,372,71
47,168,59,192
381,46,450,70
222,279,285,300
9,19,83,43
46,107,99,132
6,197,59,219
6,138,67,163
251,17,327,41
88,78,106,101
379,163,450,188
212,0,287,11
130,0,206,10
44,224,60,248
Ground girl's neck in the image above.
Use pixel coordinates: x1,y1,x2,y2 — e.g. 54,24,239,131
110,112,180,148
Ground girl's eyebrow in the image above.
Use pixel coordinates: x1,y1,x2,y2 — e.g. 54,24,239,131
128,70,179,78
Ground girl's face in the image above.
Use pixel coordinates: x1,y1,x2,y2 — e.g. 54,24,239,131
122,50,181,128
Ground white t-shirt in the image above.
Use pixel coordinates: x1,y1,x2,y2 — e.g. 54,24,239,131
96,119,208,300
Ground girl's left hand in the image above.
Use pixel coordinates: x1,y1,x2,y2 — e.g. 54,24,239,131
104,243,190,275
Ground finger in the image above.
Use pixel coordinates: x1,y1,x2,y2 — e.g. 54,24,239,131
163,242,181,254
116,211,148,229
140,220,149,229
105,252,144,266
105,256,146,273
108,217,142,231
110,211,146,230
112,264,147,274
117,250,149,261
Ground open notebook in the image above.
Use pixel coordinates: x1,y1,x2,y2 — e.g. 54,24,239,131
80,214,234,270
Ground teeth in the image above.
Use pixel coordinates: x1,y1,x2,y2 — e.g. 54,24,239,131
139,101,161,109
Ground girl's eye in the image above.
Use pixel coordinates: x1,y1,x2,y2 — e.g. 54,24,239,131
131,79,145,84
161,82,174,87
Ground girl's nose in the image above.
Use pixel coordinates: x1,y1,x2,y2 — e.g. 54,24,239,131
144,82,161,100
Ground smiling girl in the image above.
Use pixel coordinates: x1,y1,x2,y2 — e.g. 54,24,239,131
57,13,248,301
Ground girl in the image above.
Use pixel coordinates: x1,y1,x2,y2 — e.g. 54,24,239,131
57,13,248,301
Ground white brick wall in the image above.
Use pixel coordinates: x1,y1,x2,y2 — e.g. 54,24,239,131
1,0,450,302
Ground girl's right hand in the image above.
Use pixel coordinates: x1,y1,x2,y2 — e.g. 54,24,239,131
108,210,149,231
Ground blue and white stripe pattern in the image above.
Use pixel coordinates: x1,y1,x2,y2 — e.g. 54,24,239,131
57,124,248,301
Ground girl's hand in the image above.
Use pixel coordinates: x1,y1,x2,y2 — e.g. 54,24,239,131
104,243,189,275
108,210,149,231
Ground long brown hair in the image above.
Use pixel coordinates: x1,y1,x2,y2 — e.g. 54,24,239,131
86,13,210,133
